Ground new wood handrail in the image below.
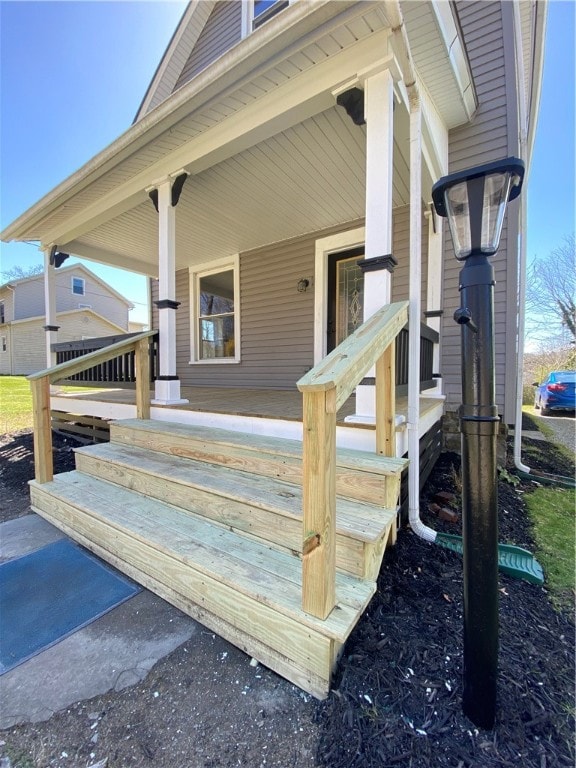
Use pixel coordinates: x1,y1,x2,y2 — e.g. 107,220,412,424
296,301,408,619
28,330,156,484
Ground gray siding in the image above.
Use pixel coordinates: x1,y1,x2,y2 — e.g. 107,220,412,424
12,278,44,320
0,287,14,324
173,1,242,92
9,269,129,331
441,1,518,421
154,212,430,390
391,205,429,317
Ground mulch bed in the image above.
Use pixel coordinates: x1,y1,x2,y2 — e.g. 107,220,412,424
1,418,574,767
315,419,575,767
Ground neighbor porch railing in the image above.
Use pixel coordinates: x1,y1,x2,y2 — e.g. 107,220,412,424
52,332,159,385
28,330,157,484
297,301,409,620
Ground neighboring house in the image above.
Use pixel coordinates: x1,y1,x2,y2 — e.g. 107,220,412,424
0,1,546,697
0,264,134,374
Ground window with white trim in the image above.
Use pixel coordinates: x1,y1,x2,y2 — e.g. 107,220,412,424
191,258,240,363
242,0,290,36
1,336,6,353
71,276,85,296
0,301,5,324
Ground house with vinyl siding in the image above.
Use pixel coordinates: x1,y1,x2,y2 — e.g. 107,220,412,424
1,1,546,697
0,264,133,375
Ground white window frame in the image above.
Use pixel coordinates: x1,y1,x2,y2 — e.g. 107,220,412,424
0,301,5,324
1,336,6,353
71,276,85,296
189,255,240,364
241,0,292,38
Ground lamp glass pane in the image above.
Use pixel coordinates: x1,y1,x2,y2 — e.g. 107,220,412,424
444,172,513,259
444,180,472,260
480,172,513,254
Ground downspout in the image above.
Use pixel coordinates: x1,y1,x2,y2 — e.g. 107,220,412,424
386,0,437,541
513,0,546,474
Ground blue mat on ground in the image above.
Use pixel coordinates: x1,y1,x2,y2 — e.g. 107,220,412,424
0,539,140,675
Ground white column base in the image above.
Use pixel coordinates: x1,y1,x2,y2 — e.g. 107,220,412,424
152,379,189,406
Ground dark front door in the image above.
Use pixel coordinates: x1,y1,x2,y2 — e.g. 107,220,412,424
326,246,365,353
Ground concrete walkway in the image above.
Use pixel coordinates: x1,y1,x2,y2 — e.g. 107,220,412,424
0,514,198,729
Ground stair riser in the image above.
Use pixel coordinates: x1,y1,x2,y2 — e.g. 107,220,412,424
30,484,336,698
75,451,368,577
111,423,399,507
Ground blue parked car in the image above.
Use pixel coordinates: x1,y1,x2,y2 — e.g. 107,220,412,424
533,370,576,415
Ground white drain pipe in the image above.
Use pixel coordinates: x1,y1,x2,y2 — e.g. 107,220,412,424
386,0,437,541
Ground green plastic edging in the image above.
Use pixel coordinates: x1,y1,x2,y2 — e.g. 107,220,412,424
516,469,575,490
435,533,545,585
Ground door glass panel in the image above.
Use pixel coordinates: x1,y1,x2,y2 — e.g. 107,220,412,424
336,257,364,345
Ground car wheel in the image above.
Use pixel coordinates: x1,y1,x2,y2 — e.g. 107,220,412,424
540,399,549,416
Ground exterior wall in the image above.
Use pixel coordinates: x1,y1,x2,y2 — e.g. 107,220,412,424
6,311,126,375
441,0,519,424
173,1,242,92
0,287,14,324
153,211,431,390
391,205,429,315
0,326,12,375
9,268,130,331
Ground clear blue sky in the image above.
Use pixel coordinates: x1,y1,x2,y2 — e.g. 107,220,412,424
1,1,574,326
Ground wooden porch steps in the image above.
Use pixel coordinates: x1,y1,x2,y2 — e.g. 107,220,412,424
29,418,408,699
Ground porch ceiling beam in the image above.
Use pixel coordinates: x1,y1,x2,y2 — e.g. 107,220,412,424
64,240,158,278
41,30,392,249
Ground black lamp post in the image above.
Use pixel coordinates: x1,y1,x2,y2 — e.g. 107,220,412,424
432,157,524,729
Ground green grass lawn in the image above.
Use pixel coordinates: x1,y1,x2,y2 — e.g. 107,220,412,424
525,485,575,610
0,376,97,435
0,376,34,434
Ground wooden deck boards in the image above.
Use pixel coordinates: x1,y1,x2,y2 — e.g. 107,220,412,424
29,473,374,640
53,385,441,426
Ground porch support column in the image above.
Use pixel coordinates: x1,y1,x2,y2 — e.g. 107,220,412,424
42,246,58,370
151,174,188,405
355,68,395,420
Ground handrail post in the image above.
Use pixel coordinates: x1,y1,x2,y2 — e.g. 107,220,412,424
302,388,336,619
375,340,396,457
31,376,53,483
135,337,151,420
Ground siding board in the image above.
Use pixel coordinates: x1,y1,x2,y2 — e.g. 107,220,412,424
173,1,242,91
442,1,516,417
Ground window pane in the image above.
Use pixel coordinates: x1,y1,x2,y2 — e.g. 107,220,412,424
253,0,288,27
72,277,85,295
199,270,234,316
200,316,235,359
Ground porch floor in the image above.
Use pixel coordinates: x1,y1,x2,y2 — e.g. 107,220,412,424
54,385,442,426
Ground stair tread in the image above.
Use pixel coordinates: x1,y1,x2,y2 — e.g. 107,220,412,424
30,473,375,641
113,418,409,475
76,441,396,543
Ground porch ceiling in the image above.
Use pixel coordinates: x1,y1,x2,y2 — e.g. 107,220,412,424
68,105,413,275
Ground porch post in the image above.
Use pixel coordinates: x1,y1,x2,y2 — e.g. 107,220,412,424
151,175,188,405
355,68,395,420
42,246,58,369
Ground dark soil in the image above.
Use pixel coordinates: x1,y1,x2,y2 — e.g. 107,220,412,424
0,422,574,768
